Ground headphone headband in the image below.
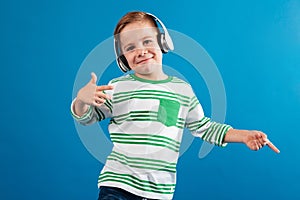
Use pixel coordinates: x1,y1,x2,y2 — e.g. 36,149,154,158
146,13,174,51
114,12,174,73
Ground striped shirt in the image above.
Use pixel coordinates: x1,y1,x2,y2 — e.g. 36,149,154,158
71,74,231,199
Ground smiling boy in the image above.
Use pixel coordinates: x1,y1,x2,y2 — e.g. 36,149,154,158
118,19,166,80
71,11,279,200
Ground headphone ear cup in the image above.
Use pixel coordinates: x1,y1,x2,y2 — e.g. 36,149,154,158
117,57,126,72
115,38,131,73
159,33,169,54
118,55,131,72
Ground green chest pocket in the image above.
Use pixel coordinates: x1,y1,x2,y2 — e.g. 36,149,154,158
157,99,180,127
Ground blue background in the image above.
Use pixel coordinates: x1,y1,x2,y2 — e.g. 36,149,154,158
1,0,300,199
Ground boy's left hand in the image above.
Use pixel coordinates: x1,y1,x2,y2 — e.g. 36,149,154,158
244,131,280,153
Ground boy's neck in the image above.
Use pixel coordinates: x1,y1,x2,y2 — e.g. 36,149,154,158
134,72,168,81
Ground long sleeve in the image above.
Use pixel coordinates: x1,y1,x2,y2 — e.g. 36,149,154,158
185,95,232,147
70,97,113,125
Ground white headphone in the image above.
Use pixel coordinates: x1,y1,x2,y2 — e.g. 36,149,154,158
114,12,174,73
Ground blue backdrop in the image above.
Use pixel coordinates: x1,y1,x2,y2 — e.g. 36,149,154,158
1,0,299,199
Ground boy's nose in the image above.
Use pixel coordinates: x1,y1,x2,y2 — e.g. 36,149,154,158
137,48,148,57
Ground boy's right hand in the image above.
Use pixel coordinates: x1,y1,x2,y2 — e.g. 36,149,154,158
76,72,113,107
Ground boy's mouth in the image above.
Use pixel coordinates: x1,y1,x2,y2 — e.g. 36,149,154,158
136,57,153,64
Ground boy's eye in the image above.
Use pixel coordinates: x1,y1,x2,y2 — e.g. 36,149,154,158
125,46,135,52
144,39,153,45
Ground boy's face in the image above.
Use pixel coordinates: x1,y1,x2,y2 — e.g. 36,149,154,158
119,20,163,77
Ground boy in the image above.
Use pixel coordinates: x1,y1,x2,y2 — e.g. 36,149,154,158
71,11,279,200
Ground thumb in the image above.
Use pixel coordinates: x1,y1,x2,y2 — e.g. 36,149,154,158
90,72,97,84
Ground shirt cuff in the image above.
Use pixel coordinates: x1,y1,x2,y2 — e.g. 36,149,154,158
219,126,233,147
70,98,94,124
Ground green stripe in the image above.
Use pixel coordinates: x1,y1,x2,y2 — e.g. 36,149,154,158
213,124,225,145
201,122,215,142
170,78,187,84
113,92,188,102
71,105,93,121
110,118,184,129
216,125,231,146
111,133,180,145
189,96,199,111
110,76,134,83
110,140,180,152
98,178,174,194
212,123,223,143
114,89,188,100
107,151,176,173
95,107,105,120
113,96,189,107
111,119,185,129
130,74,173,84
204,122,218,143
113,94,188,104
111,151,177,166
110,133,180,148
110,137,180,147
111,111,185,129
176,119,185,127
113,90,189,104
98,171,175,194
113,111,158,121
107,157,176,173
104,99,113,113
201,122,230,146
187,117,210,131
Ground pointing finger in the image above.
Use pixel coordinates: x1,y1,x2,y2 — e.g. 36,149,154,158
95,91,111,100
96,85,114,91
266,139,280,154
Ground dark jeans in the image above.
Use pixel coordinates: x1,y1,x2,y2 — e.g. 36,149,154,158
98,186,159,200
